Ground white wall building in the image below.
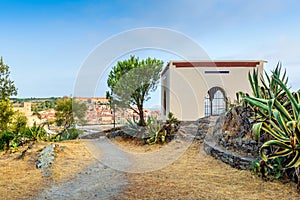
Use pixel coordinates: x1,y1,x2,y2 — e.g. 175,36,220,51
161,60,265,121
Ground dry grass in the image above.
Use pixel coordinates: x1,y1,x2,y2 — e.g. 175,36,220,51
110,136,165,153
0,140,96,200
115,140,300,200
1,138,300,200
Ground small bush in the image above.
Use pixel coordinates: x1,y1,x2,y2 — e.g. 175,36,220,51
0,131,15,151
60,127,82,140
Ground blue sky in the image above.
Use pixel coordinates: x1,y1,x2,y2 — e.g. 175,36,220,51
1,0,300,107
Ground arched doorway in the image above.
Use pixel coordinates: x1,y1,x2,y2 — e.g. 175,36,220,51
204,87,227,116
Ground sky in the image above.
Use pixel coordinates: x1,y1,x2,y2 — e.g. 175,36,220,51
1,0,300,108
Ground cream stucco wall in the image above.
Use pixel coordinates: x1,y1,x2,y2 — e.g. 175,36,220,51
161,60,264,121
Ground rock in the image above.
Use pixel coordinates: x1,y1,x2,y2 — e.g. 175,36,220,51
250,140,257,145
43,169,53,177
36,143,58,169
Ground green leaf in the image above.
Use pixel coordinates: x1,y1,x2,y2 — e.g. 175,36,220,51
273,99,293,121
274,172,281,179
260,140,292,162
253,122,262,141
274,76,299,118
268,149,293,159
244,96,268,110
268,99,274,119
269,120,289,138
295,121,300,144
261,122,290,143
272,110,291,136
285,151,300,168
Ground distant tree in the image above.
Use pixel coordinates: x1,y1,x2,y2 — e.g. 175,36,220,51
54,97,87,138
0,58,17,132
0,57,17,100
0,100,14,133
10,111,27,135
0,57,18,150
107,56,163,126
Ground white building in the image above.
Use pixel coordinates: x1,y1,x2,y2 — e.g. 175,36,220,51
161,60,265,121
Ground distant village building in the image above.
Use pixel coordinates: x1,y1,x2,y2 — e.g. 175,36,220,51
12,98,161,126
13,102,38,126
161,60,265,121
75,97,112,124
75,97,160,125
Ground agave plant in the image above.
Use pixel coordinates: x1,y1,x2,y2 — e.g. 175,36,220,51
239,63,288,122
244,73,300,169
248,63,288,99
124,118,146,138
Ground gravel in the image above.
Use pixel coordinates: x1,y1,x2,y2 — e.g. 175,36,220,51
35,162,127,200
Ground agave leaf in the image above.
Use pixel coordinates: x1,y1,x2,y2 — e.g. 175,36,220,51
287,121,296,134
283,100,291,107
274,76,299,118
244,96,268,110
253,69,260,98
268,99,274,119
268,148,293,159
262,122,290,143
296,92,300,102
298,103,300,121
282,68,288,85
260,140,293,162
261,76,269,94
295,144,300,150
285,151,300,168
272,110,291,136
248,69,261,98
269,120,289,138
295,121,300,144
248,71,256,97
253,122,262,141
273,100,293,121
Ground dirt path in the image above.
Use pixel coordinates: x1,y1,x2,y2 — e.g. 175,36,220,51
33,121,300,200
34,161,127,200
34,140,128,200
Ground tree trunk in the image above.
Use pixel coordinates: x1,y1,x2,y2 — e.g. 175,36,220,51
137,105,146,126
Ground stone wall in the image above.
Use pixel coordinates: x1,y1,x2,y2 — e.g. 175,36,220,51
203,140,256,170
199,115,257,171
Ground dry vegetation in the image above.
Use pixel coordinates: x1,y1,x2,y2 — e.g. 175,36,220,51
1,138,300,200
112,140,300,200
0,140,96,200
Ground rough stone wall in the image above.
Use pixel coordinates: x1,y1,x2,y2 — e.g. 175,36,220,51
200,115,258,171
203,140,256,170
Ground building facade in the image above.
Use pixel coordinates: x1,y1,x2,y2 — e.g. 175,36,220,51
161,60,265,121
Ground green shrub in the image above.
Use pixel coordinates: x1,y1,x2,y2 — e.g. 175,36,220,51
145,113,180,145
22,123,47,141
60,127,82,140
0,131,14,151
123,113,180,145
251,158,284,179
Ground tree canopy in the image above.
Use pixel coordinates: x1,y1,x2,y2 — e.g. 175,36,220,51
0,57,17,100
54,97,87,138
0,57,17,132
107,55,163,126
0,57,18,150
